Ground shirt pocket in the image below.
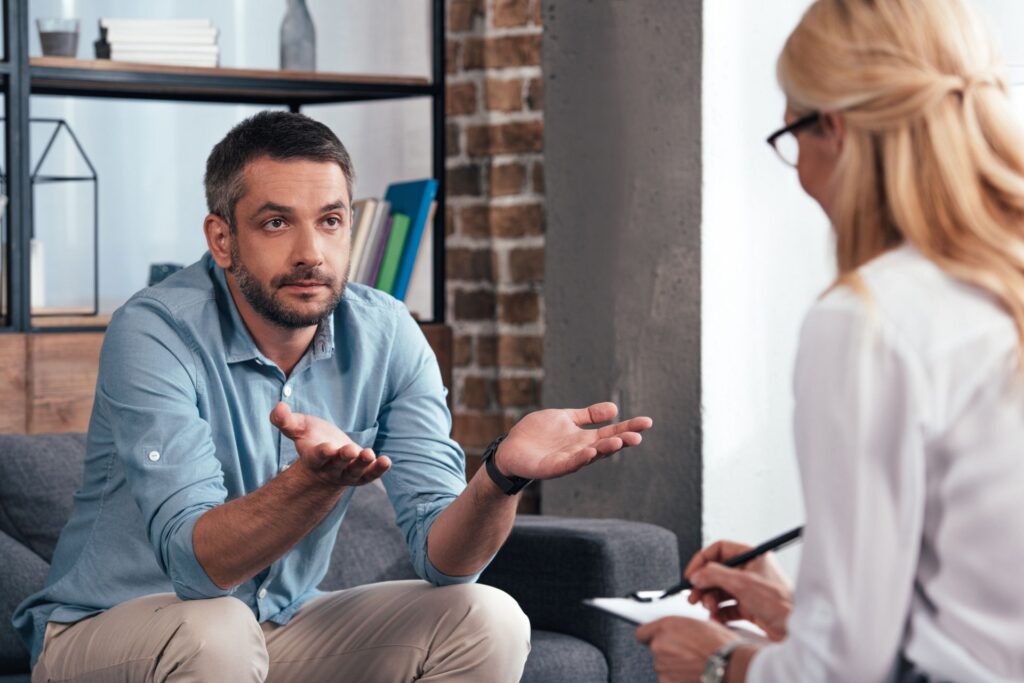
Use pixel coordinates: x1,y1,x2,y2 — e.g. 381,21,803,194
347,424,380,451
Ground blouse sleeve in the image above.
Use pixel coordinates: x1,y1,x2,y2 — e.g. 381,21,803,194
749,291,929,682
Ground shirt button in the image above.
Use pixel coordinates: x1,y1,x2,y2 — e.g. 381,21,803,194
258,588,268,599
280,463,291,472
255,359,264,366
148,451,160,462
283,385,293,398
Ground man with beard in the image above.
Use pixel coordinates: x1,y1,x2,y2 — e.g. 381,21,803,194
13,111,653,683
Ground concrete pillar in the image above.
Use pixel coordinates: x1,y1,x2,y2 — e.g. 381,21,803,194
541,0,703,557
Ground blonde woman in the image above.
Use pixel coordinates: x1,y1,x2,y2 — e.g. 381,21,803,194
637,1,1024,681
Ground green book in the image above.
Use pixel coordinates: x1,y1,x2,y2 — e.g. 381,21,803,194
375,212,411,294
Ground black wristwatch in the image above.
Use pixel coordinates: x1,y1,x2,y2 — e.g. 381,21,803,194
481,433,532,495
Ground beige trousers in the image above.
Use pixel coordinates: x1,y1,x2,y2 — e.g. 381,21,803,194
31,580,531,683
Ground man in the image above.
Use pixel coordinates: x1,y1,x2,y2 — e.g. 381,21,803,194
14,111,653,682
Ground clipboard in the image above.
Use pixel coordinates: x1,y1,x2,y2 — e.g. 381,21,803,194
583,590,767,640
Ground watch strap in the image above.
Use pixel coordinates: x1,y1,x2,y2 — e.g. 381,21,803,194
701,640,744,683
482,433,532,495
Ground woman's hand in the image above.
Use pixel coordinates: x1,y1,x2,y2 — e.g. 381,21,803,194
684,540,793,641
636,617,740,683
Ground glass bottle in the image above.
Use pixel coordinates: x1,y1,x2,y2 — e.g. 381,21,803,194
280,0,316,71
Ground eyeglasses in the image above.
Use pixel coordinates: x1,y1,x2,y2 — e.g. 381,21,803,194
766,113,820,167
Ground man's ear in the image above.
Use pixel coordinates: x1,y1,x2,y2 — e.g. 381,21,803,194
204,214,233,269
820,111,846,155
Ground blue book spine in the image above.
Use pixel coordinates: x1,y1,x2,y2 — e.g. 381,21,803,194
385,179,439,301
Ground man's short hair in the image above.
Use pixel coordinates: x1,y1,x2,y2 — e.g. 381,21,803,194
204,111,355,230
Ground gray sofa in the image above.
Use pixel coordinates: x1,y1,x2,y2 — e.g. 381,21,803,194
0,433,680,682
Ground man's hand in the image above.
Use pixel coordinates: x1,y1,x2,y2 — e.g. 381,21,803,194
636,617,741,683
494,402,653,480
270,402,391,488
685,540,793,641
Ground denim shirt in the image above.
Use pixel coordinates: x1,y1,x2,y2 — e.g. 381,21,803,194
13,253,473,666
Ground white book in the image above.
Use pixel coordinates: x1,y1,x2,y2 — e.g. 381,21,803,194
110,45,220,57
110,55,218,68
104,29,219,45
100,18,212,30
356,200,392,284
349,198,379,280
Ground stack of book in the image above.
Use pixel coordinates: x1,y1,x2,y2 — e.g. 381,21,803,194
351,179,439,320
94,18,219,68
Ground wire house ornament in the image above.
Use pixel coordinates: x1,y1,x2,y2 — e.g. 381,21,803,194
0,117,99,317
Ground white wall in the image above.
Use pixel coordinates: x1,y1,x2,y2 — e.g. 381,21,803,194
701,0,828,575
973,0,1024,118
701,0,1024,576
26,0,432,314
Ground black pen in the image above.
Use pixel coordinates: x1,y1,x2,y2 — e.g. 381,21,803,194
630,525,804,602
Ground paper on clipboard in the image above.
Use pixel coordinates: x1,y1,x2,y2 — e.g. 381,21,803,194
584,590,767,639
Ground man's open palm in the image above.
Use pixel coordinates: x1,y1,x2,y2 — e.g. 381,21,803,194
270,402,391,487
496,402,653,480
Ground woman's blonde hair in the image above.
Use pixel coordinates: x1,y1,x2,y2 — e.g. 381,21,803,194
779,0,1024,347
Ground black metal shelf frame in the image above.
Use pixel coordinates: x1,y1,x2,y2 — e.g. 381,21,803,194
0,0,446,332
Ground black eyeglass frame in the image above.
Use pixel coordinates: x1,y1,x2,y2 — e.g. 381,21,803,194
766,112,820,166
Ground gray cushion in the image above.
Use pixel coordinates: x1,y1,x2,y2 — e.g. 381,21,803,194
0,433,86,562
319,482,418,591
0,531,47,674
523,629,609,682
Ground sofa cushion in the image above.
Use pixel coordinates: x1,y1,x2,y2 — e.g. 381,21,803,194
0,530,47,675
0,433,86,562
522,629,609,682
319,481,418,591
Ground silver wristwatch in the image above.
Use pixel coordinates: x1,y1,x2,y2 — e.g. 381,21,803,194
701,641,743,683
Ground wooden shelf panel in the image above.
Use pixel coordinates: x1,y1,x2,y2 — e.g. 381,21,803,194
29,57,435,105
31,313,112,330
1,323,452,434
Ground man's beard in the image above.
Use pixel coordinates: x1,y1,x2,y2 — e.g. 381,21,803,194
229,241,347,329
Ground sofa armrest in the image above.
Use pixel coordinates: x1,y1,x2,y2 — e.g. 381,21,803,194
0,529,47,675
480,515,680,683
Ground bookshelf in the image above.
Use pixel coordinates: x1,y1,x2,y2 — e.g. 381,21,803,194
1,1,447,333
0,1,451,434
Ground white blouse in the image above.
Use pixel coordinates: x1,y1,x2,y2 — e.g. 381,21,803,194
749,245,1024,683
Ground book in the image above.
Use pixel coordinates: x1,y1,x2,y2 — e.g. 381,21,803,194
383,179,439,301
349,198,378,278
99,18,213,31
96,17,220,67
375,213,411,294
366,214,394,287
357,200,391,284
100,28,219,44
405,201,436,320
109,45,219,56
96,18,219,67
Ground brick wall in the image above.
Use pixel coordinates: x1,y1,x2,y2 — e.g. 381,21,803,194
445,0,544,512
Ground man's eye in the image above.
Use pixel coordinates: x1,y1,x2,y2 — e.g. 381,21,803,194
266,218,285,229
324,216,341,228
